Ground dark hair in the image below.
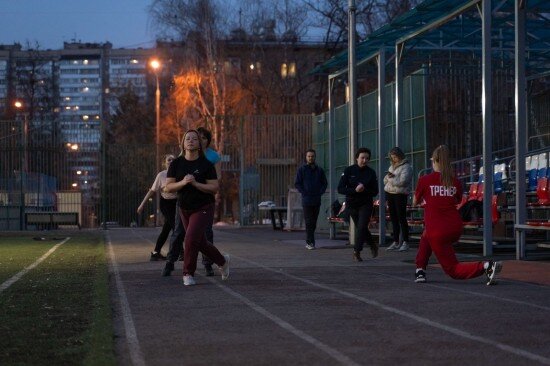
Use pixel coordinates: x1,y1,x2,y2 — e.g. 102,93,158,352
355,147,371,160
389,147,405,161
197,127,212,147
181,129,204,157
306,149,316,155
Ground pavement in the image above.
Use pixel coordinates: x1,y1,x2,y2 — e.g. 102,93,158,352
106,226,550,366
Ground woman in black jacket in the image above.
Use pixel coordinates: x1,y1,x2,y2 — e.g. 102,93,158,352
338,147,379,262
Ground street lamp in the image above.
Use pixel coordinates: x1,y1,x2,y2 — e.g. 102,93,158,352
14,100,28,230
150,59,161,226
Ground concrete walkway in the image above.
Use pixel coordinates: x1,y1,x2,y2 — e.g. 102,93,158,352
106,226,550,366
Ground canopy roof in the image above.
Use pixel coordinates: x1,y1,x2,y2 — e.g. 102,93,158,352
311,0,550,77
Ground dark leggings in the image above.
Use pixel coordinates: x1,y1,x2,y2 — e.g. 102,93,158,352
180,203,225,276
386,193,409,243
153,197,176,253
348,203,374,253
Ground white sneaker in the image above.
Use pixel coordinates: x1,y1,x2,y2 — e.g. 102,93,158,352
220,254,230,280
398,242,409,252
183,275,196,286
485,261,502,285
305,244,315,250
386,242,400,251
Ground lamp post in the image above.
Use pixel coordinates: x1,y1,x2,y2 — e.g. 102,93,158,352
14,101,28,230
150,59,161,226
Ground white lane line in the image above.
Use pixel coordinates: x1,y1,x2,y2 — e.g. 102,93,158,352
0,237,70,293
235,256,550,366
206,277,361,366
106,232,146,366
215,231,550,310
365,270,550,311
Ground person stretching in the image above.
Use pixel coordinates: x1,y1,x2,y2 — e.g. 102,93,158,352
413,145,502,285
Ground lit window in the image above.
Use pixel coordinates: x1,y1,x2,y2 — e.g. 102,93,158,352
281,63,288,79
131,59,139,64
82,115,89,121
76,170,82,175
289,62,296,78
83,60,89,65
72,183,78,187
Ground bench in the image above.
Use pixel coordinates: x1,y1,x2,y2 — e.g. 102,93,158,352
258,207,287,230
25,212,81,229
515,224,550,259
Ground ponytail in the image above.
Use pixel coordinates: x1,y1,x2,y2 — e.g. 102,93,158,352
432,145,454,188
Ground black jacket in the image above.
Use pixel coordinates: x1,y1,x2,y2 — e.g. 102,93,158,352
295,164,328,206
337,164,378,208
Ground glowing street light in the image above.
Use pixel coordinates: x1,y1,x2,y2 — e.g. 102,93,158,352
150,58,162,226
14,100,28,230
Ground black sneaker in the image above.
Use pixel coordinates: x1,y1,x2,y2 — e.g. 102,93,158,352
150,252,166,261
162,261,174,277
353,251,363,262
485,261,503,285
205,264,215,277
415,269,427,283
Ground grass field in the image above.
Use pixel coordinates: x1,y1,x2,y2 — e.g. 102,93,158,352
0,232,115,366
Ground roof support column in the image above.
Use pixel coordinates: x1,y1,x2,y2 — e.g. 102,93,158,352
395,43,404,148
481,0,494,256
348,0,358,164
515,0,527,259
377,49,386,246
328,76,337,239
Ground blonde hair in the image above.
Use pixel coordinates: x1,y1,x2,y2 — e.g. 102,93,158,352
432,145,454,188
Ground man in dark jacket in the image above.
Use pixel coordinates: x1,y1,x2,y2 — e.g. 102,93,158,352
295,149,328,250
338,147,379,261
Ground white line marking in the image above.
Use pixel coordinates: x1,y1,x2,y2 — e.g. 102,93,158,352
367,270,550,311
0,237,70,293
206,277,361,366
106,232,146,366
235,256,550,365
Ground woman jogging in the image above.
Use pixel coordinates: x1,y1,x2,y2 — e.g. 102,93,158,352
165,130,229,286
413,145,502,285
137,154,177,261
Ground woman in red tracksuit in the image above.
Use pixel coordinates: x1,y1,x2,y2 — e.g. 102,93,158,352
413,145,502,285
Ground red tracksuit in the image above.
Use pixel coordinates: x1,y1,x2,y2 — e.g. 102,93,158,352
415,172,485,279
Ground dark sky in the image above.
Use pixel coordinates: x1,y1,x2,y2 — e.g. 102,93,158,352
0,0,154,49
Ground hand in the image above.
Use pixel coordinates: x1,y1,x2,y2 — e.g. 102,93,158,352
355,183,365,193
182,174,196,185
137,205,143,214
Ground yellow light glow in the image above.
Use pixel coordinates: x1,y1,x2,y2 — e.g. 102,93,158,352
83,115,89,121
76,170,82,175
72,183,78,187
70,144,79,150
14,101,23,108
150,59,161,70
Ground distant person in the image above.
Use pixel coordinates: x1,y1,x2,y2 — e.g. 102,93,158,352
338,147,379,262
137,154,176,261
165,130,229,286
412,145,502,285
384,147,413,252
295,149,328,250
162,127,222,277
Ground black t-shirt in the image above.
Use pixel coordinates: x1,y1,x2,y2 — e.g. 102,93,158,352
166,155,217,210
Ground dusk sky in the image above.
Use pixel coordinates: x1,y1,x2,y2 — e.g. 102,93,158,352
0,0,155,49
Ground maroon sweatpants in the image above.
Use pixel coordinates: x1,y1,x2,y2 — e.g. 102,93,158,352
415,227,485,280
179,203,225,276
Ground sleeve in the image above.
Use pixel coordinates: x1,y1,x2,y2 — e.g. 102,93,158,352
367,171,379,197
210,150,221,165
337,168,355,196
150,172,162,192
415,176,425,202
394,164,413,188
294,166,304,194
320,168,328,194
167,160,176,179
205,162,217,180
